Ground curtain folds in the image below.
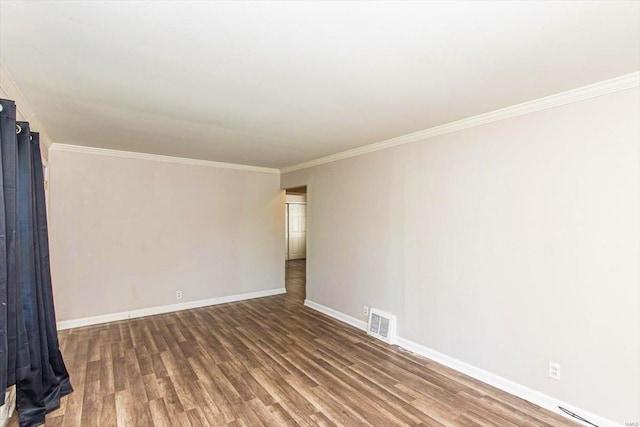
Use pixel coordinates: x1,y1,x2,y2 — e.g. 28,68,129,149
1,99,72,427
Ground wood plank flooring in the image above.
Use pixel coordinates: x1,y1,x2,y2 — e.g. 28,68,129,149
285,259,306,303
10,260,577,426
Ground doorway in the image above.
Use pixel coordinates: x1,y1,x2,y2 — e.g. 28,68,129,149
285,186,306,302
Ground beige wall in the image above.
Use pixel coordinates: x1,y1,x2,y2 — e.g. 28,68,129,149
281,87,640,422
49,150,285,321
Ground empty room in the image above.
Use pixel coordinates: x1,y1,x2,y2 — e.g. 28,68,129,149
0,1,638,426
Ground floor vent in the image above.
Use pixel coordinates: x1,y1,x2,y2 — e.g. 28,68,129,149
367,308,396,344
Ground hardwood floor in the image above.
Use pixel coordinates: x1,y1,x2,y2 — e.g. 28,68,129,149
11,260,577,426
285,259,306,303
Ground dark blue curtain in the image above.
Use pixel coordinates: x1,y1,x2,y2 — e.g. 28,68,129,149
1,99,72,427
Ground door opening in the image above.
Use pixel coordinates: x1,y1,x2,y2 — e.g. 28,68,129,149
285,186,307,302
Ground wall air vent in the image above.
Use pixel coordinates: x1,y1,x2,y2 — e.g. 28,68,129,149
367,308,396,344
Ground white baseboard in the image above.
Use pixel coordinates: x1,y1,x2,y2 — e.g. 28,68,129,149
303,299,620,427
57,287,286,330
303,299,368,331
395,337,620,427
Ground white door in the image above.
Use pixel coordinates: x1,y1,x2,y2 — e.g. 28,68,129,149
288,203,306,260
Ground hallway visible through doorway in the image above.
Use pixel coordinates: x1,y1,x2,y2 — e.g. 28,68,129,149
284,186,307,301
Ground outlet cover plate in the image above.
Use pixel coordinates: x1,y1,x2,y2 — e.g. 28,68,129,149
549,362,561,380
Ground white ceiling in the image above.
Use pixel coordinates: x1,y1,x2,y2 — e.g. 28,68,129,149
1,1,638,168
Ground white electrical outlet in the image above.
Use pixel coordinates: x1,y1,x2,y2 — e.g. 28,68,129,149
549,362,561,380
176,290,183,300
363,306,369,317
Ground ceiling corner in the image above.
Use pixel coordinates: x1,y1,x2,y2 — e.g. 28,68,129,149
0,61,54,149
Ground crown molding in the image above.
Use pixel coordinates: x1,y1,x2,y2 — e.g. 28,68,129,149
50,143,281,174
281,72,640,174
0,61,54,150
